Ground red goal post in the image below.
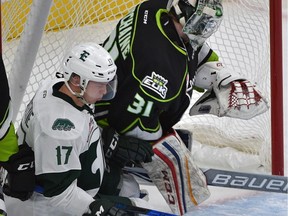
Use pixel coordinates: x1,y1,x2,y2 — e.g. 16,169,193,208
0,0,284,175
269,0,284,176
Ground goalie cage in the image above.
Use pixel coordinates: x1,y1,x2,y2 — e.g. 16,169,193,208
0,0,284,175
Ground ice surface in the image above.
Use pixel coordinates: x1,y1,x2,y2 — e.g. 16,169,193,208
141,185,288,215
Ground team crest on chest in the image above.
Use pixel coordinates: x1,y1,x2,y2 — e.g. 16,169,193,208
142,71,168,99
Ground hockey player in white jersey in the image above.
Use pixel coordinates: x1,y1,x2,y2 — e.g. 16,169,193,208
4,43,136,216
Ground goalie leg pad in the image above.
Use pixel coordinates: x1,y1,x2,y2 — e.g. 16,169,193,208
142,131,210,215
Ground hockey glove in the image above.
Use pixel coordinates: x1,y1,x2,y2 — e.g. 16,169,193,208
1,144,35,201
190,61,269,119
83,198,130,216
102,127,154,168
214,79,269,119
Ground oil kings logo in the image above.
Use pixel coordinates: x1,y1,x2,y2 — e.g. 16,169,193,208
142,71,168,99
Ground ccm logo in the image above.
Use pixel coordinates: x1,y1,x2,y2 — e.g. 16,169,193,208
105,133,119,159
212,174,288,192
162,170,175,204
18,161,34,171
94,205,104,216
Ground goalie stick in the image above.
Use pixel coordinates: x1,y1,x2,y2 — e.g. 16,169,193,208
123,167,288,194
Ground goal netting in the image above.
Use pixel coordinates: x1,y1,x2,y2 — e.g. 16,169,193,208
1,0,276,173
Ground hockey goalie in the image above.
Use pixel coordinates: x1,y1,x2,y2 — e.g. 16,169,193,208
142,57,269,215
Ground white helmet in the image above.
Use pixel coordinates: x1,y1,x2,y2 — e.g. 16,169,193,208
62,42,117,101
167,0,223,49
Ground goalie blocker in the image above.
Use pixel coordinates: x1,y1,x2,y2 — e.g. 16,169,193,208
141,130,210,215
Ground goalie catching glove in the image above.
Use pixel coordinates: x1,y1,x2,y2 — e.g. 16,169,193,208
102,127,154,168
190,61,269,119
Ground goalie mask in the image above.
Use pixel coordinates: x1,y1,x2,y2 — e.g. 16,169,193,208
62,42,117,102
167,0,223,49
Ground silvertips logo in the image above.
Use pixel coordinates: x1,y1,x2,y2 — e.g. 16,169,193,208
142,72,168,99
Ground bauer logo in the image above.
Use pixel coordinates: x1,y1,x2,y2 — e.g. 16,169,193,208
211,173,288,193
142,71,168,99
52,118,75,131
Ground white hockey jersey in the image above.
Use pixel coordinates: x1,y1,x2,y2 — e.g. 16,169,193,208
5,78,105,216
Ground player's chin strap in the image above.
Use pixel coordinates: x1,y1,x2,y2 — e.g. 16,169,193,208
190,61,269,119
55,73,90,105
141,129,210,215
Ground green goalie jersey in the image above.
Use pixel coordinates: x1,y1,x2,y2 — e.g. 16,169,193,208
95,0,215,141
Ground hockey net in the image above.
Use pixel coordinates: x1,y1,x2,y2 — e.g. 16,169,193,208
1,0,277,173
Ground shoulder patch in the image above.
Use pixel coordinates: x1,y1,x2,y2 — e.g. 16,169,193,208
52,118,75,131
